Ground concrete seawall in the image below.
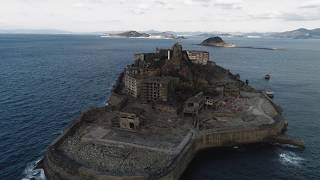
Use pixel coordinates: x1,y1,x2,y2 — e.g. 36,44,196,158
197,119,285,150
43,111,289,180
154,118,287,180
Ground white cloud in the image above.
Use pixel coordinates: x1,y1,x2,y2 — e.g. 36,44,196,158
0,0,319,32
248,11,283,20
282,13,320,21
214,0,243,9
248,10,320,21
153,0,175,10
72,2,86,8
130,3,150,15
299,1,320,9
183,0,213,6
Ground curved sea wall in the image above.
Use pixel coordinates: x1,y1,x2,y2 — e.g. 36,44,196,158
196,118,285,150
155,117,287,180
43,110,287,180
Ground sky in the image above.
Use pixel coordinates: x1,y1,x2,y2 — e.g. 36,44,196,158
0,0,320,32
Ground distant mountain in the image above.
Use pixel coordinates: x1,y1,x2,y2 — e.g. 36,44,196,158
197,33,232,37
149,32,177,39
114,31,150,38
272,28,320,39
312,28,320,33
105,30,179,39
6,28,318,39
0,29,71,34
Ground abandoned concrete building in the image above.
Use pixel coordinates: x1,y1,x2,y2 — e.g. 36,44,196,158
119,112,141,130
156,48,172,60
140,77,176,102
118,108,144,130
124,74,141,97
124,43,214,105
124,73,177,102
186,51,209,65
183,92,205,115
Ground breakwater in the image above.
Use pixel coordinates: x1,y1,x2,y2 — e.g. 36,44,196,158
41,108,300,180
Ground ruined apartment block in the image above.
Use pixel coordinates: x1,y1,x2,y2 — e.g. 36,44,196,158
186,50,209,65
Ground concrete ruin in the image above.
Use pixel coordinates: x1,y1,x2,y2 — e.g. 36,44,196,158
119,112,141,130
183,92,205,115
186,50,209,65
41,43,304,180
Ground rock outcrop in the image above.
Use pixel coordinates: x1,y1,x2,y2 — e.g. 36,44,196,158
201,36,236,48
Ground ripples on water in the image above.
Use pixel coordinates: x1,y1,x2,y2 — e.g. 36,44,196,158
0,35,319,179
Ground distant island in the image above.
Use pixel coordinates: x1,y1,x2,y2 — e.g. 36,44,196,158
0,27,319,39
200,36,281,50
200,36,236,48
272,28,320,39
115,31,150,38
103,30,184,39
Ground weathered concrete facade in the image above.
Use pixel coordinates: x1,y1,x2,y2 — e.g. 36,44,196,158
124,74,141,97
140,77,176,102
119,112,141,130
183,92,205,115
186,51,209,65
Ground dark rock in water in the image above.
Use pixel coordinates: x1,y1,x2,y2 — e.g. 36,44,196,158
177,36,186,39
201,36,235,47
202,36,225,44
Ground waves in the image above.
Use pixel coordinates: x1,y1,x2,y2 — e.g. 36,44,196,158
0,35,319,179
279,151,305,167
22,159,46,180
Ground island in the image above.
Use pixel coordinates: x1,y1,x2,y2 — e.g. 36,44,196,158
272,28,320,39
200,36,282,51
40,43,303,180
104,30,180,39
200,36,236,48
114,30,150,38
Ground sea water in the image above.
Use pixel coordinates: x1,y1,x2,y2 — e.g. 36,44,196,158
0,34,319,179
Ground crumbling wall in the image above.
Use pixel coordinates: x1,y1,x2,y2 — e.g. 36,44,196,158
196,119,285,150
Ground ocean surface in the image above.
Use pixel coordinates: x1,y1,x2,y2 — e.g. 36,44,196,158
0,35,319,180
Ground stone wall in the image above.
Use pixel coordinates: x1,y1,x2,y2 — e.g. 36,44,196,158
155,117,286,180
196,119,285,150
43,109,286,180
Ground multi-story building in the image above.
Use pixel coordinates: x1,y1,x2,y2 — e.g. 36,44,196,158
186,51,209,65
124,74,141,97
140,77,176,102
